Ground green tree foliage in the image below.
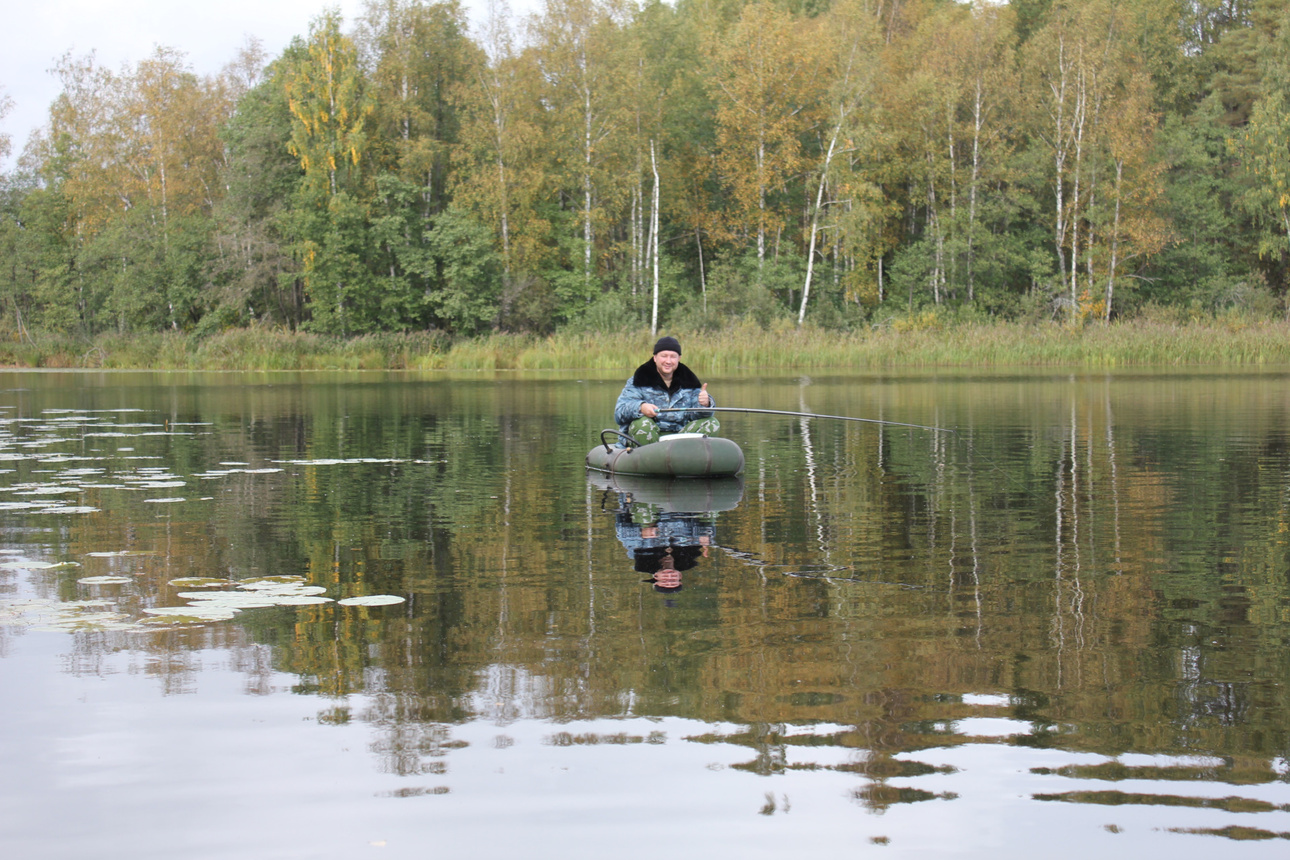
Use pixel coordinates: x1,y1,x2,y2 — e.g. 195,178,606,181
452,0,557,322
14,48,233,335
1207,0,1281,125
707,2,820,274
358,0,481,212
213,54,306,329
4,0,1290,340
281,12,373,198
527,0,637,312
1143,104,1249,312
420,204,504,333
277,14,382,335
358,1,485,333
1233,7,1290,276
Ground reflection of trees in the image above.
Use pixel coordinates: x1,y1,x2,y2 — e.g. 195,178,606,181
8,373,1290,798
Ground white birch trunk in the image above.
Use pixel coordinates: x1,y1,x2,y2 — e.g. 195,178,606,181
799,119,842,326
583,76,593,290
650,140,660,336
757,137,767,270
1105,158,1123,322
968,77,982,301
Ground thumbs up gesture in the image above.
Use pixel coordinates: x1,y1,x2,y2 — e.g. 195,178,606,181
698,383,711,408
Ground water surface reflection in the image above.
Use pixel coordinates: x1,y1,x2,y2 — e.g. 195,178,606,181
1,370,1288,858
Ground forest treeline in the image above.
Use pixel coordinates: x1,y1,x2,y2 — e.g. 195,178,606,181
1,0,1289,341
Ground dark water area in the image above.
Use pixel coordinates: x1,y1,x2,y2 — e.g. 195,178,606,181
1,368,1288,858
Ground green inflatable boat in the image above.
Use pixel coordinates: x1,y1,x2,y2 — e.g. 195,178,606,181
586,430,745,478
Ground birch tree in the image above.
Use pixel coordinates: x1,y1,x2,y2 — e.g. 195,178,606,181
1024,0,1168,319
119,48,228,328
454,0,558,327
1100,71,1166,319
798,0,880,325
357,0,479,214
281,10,372,198
954,2,1016,302
33,49,231,332
1024,1,1115,313
708,1,818,275
279,11,379,333
527,0,631,306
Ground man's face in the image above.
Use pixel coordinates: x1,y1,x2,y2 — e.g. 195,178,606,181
653,350,679,377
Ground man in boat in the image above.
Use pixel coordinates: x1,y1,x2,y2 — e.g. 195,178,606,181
614,336,720,446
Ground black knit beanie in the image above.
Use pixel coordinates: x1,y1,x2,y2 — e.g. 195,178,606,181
653,336,681,355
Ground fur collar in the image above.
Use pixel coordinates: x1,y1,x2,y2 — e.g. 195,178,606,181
632,358,702,392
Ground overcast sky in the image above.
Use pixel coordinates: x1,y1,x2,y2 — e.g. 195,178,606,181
0,0,535,171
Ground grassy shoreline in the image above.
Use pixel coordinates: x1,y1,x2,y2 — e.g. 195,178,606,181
1,318,1288,372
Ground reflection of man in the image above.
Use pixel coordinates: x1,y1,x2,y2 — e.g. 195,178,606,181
616,501,716,594
634,540,710,592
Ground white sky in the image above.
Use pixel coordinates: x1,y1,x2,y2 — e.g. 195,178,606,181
0,0,537,171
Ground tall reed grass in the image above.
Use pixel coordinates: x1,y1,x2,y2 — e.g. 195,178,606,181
0,319,1288,371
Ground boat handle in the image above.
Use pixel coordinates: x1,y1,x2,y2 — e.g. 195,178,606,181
600,429,638,452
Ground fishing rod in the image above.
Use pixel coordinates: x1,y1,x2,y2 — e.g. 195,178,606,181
658,407,1042,494
655,406,1049,498
658,406,951,434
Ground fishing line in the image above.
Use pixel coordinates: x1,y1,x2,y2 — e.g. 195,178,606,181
716,545,928,588
659,405,1031,496
658,406,950,434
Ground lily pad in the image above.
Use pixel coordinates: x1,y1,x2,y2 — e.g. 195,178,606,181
237,575,307,588
237,583,327,596
33,614,136,633
143,605,240,621
139,615,207,628
168,577,235,588
77,576,134,585
0,560,78,570
337,595,406,606
177,593,281,608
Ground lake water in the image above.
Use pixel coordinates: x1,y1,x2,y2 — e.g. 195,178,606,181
1,368,1288,859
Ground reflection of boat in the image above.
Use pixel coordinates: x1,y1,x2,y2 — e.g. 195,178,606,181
585,430,744,478
587,470,744,513
594,470,741,595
